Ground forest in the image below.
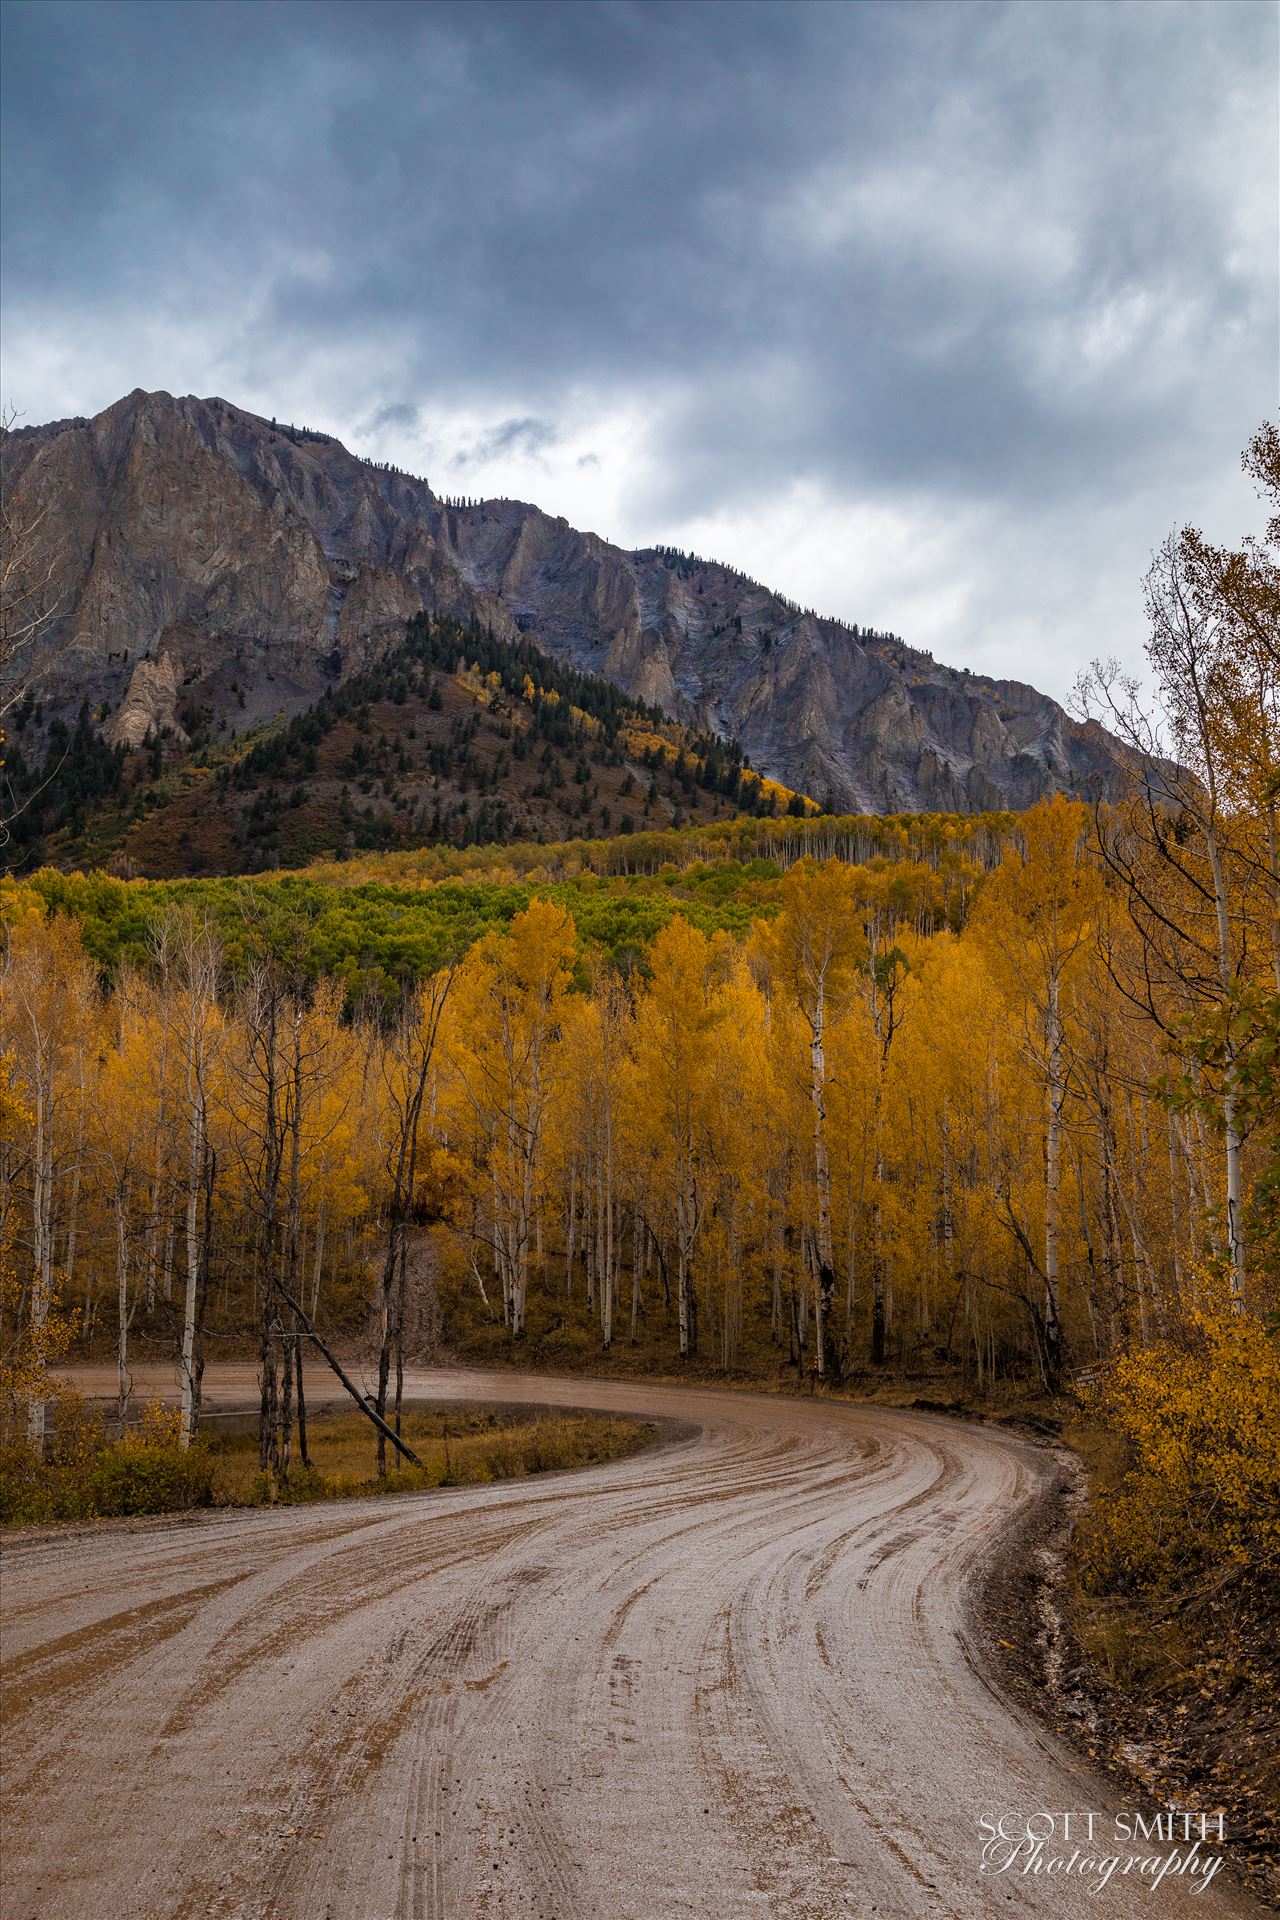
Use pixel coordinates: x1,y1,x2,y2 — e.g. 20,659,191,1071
1,610,798,877
1,428,1276,1615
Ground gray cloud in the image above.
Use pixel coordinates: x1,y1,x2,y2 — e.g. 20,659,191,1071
360,401,421,435
455,416,559,466
1,0,1275,697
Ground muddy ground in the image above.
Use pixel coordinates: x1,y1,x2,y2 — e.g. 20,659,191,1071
1,1366,1264,1919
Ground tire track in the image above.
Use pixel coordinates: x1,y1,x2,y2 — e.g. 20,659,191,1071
0,1367,1261,1920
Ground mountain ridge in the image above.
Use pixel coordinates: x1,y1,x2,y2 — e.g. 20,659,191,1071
3,386,1119,816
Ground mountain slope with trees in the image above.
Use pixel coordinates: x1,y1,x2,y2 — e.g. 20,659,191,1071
3,613,804,877
2,388,1122,827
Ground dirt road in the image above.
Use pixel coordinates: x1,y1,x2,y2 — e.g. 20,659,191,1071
1,1367,1259,1918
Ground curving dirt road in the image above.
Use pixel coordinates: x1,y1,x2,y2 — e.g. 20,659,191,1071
0,1368,1260,1919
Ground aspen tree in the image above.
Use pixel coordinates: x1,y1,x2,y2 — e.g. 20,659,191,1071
158,910,223,1446
444,902,575,1339
628,918,724,1358
761,861,865,1378
976,797,1100,1386
0,913,94,1444
376,964,454,1470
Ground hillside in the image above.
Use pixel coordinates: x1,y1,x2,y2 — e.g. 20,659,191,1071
3,614,804,877
2,389,1123,834
13,806,1014,1007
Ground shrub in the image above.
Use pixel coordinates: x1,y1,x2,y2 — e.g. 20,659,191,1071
0,1399,213,1524
88,1437,214,1516
1081,1277,1280,1592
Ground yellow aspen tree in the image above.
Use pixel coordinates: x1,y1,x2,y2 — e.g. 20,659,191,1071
628,916,724,1359
975,796,1101,1386
556,969,631,1350
1179,423,1280,990
705,954,773,1369
760,860,866,1379
88,988,150,1422
0,910,96,1444
444,901,576,1339
152,909,224,1445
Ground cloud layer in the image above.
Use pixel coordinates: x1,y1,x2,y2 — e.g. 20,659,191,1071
2,0,1274,697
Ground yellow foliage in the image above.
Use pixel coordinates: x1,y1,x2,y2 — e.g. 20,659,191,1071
1084,1271,1280,1587
0,877,45,935
0,1265,79,1442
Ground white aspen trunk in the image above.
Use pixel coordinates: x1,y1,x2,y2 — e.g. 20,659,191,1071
675,1158,696,1359
116,1186,131,1425
677,1238,690,1356
161,1212,176,1304
772,1254,783,1343
1071,1148,1102,1358
594,1149,605,1319
144,1018,171,1313
601,1091,614,1350
310,1205,327,1320
1174,1098,1210,1221
1267,802,1280,993
809,974,834,1380
63,1089,84,1297
1204,821,1247,1301
1166,1110,1184,1297
145,1134,163,1311
844,1152,860,1322
27,1063,53,1449
179,1006,206,1447
180,1138,201,1442
630,1212,642,1345
600,1184,613,1350
515,1126,534,1341
584,1161,595,1313
493,1159,510,1327
565,1159,577,1297
1043,962,1064,1379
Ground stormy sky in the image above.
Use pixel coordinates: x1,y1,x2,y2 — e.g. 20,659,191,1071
2,0,1275,700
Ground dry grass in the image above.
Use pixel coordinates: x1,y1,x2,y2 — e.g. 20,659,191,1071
207,1404,652,1506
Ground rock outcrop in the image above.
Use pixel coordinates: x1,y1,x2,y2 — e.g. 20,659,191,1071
3,389,1120,812
103,650,187,748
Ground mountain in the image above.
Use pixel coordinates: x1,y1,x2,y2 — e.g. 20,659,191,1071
3,387,1119,823
4,612,798,876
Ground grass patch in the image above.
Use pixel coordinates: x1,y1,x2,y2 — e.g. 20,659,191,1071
0,1400,652,1526
207,1404,651,1506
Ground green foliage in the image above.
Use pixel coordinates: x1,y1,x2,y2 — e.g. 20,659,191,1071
20,823,990,1009
1164,988,1280,1285
4,700,128,868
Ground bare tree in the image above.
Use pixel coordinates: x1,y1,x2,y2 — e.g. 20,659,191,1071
1,406,68,721
152,909,223,1446
375,964,455,1474
1077,437,1278,1304
2,406,75,860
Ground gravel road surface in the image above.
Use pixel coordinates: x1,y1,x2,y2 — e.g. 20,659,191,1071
0,1366,1260,1919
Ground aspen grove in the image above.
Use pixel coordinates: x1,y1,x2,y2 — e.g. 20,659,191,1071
1,429,1277,1503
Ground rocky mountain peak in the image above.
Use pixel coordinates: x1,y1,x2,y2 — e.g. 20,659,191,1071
3,389,1119,814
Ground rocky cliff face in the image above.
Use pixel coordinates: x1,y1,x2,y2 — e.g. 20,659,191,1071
3,389,1118,813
